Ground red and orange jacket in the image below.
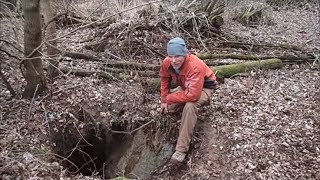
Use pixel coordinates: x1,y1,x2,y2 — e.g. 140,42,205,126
160,53,217,105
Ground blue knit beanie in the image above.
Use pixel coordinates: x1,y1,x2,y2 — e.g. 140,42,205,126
167,37,187,57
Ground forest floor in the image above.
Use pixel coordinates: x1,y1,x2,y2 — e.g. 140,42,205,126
0,1,319,180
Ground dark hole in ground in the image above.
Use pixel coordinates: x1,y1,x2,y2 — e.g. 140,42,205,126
61,128,108,176
49,108,173,179
49,112,129,177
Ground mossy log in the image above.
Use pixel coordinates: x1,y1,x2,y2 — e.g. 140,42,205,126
197,53,315,62
145,58,282,93
211,58,282,78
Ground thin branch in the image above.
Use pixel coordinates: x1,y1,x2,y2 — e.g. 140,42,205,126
73,122,93,147
134,38,166,58
28,84,39,120
38,84,82,103
0,39,23,53
43,12,68,34
35,152,79,173
0,48,21,61
26,0,165,59
219,40,313,52
111,119,155,135
0,62,16,97
73,149,97,175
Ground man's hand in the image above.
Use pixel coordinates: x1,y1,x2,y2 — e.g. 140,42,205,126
161,103,168,114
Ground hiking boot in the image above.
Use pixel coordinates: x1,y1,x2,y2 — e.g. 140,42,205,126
170,151,186,163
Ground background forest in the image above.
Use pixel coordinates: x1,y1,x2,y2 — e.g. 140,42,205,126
0,0,319,179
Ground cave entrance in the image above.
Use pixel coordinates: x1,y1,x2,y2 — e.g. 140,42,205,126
49,110,130,177
49,108,173,179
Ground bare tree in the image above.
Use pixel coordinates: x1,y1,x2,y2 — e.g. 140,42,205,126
22,0,46,98
41,0,59,82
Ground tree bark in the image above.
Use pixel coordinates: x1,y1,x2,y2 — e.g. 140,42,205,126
22,0,46,98
41,0,59,81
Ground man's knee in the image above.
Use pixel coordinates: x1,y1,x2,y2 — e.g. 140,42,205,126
184,102,197,111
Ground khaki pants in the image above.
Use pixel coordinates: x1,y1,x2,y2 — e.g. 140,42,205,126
168,87,213,152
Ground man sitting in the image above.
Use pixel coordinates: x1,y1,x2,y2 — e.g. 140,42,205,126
160,37,217,163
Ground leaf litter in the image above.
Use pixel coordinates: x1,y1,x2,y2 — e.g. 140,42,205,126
0,1,319,180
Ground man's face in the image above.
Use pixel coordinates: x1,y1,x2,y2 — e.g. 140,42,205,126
169,55,185,69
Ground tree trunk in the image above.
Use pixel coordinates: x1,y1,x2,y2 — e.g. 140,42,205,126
144,58,283,93
22,0,46,98
41,0,59,81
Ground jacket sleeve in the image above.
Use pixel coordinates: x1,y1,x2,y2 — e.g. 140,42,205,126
166,67,205,104
160,61,171,103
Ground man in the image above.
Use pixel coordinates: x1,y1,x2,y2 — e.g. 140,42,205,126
160,37,217,164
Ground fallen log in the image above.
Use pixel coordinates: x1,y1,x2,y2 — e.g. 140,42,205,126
63,51,159,71
63,51,103,62
211,58,282,78
219,41,307,52
102,67,158,77
198,53,315,62
59,68,122,81
60,58,282,79
144,58,283,93
58,67,158,81
63,48,313,71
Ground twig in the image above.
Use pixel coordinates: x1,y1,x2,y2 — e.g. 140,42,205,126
35,152,79,173
28,84,39,120
0,62,16,97
0,0,16,8
0,39,23,53
64,139,83,161
220,40,308,52
192,16,209,52
38,84,82,103
72,121,93,147
111,119,155,135
102,162,106,180
41,103,51,135
0,48,21,61
43,12,68,34
73,148,97,175
26,0,165,59
134,38,166,58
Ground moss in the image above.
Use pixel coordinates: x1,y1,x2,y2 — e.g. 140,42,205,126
211,58,282,77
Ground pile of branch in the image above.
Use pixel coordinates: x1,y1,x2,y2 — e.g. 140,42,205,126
84,2,225,56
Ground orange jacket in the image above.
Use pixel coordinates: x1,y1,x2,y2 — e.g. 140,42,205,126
160,53,217,105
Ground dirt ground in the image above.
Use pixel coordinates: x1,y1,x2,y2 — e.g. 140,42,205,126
0,1,319,180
